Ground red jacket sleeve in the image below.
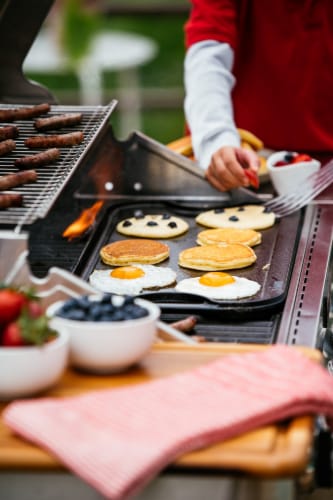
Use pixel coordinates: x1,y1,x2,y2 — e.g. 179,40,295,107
185,0,238,49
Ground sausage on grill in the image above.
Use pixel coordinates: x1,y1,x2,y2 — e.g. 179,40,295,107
34,113,83,131
0,103,50,122
0,125,19,141
0,139,16,156
0,193,23,209
25,131,84,148
0,170,37,191
15,148,60,169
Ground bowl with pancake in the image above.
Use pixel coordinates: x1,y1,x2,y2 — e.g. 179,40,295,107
47,294,160,374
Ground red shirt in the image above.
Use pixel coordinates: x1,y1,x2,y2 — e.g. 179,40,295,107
185,0,333,154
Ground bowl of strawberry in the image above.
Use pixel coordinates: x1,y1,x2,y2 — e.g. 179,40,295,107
0,285,69,400
267,151,321,196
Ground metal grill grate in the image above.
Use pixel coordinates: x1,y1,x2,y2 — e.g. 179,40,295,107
0,101,116,226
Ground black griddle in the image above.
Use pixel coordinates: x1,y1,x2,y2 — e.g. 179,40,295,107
77,201,303,320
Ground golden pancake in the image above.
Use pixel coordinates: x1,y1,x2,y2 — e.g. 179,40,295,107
178,243,256,271
196,205,275,230
100,239,170,265
116,213,189,239
197,227,261,247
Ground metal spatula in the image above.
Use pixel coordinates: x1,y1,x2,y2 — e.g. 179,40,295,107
264,159,333,218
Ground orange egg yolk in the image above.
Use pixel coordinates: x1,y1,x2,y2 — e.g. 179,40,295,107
199,272,235,287
110,266,145,280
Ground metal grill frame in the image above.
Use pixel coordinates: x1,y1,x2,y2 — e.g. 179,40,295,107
0,101,117,227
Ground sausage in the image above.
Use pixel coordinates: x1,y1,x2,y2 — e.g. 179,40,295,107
170,315,197,333
0,103,50,122
0,125,19,141
34,113,83,131
0,139,16,156
0,193,23,209
15,148,60,169
0,170,38,191
25,131,84,148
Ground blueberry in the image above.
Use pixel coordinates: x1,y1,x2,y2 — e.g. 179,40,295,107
284,152,295,162
67,309,86,321
229,215,239,221
60,298,78,312
122,220,132,227
161,213,171,219
134,210,145,219
214,208,225,213
168,221,177,228
147,221,158,226
112,310,126,321
237,207,245,212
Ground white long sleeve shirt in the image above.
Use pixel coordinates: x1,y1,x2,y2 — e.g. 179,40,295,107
184,40,240,170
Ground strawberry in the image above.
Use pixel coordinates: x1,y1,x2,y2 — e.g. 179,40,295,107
293,153,312,163
0,288,26,325
2,322,26,347
1,309,57,347
244,169,260,189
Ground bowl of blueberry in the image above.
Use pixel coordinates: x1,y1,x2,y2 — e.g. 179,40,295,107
267,150,320,196
47,294,160,373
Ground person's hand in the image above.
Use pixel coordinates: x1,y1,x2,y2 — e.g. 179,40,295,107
205,146,260,192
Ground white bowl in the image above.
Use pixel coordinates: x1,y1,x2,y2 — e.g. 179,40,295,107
267,151,321,196
47,297,160,374
0,329,69,401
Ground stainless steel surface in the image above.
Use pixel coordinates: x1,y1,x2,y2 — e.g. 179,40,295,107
0,102,117,227
75,130,264,205
264,160,333,217
276,204,333,347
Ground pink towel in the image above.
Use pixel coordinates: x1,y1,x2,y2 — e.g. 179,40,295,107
4,345,333,500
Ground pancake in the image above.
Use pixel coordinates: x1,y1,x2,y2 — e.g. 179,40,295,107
100,239,170,265
116,213,189,239
197,227,261,247
196,205,275,230
178,243,257,271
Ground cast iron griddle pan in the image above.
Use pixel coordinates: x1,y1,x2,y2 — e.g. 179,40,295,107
79,201,303,318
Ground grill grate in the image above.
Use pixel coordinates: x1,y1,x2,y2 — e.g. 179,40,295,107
0,101,116,226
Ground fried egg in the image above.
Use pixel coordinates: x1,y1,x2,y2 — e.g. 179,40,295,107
175,272,260,300
89,264,177,295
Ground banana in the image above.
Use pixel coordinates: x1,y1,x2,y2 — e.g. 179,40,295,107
238,128,264,151
167,136,193,157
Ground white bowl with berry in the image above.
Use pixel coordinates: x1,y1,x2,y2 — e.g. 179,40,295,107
47,294,160,374
267,151,321,196
0,286,69,400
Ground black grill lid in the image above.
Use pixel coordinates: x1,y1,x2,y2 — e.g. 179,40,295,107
0,0,56,103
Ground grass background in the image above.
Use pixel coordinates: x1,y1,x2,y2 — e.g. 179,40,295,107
25,0,189,145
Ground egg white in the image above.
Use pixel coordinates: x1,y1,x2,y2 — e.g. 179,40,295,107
89,264,177,295
175,275,260,300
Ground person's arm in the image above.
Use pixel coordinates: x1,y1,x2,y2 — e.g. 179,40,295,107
184,40,259,191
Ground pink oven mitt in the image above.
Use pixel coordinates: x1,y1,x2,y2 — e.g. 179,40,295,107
4,345,333,500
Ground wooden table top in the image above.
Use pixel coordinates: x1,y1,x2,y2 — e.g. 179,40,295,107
0,342,321,478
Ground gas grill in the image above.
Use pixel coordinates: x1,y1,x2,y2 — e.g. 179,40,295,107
0,0,333,357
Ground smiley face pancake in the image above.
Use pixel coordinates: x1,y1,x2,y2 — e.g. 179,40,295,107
100,239,170,265
178,243,257,271
116,213,189,239
195,205,275,230
197,227,261,247
175,271,261,300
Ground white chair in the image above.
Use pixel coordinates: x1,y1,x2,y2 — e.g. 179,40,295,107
23,29,158,136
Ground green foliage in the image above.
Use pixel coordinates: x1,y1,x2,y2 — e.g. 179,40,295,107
60,0,101,65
